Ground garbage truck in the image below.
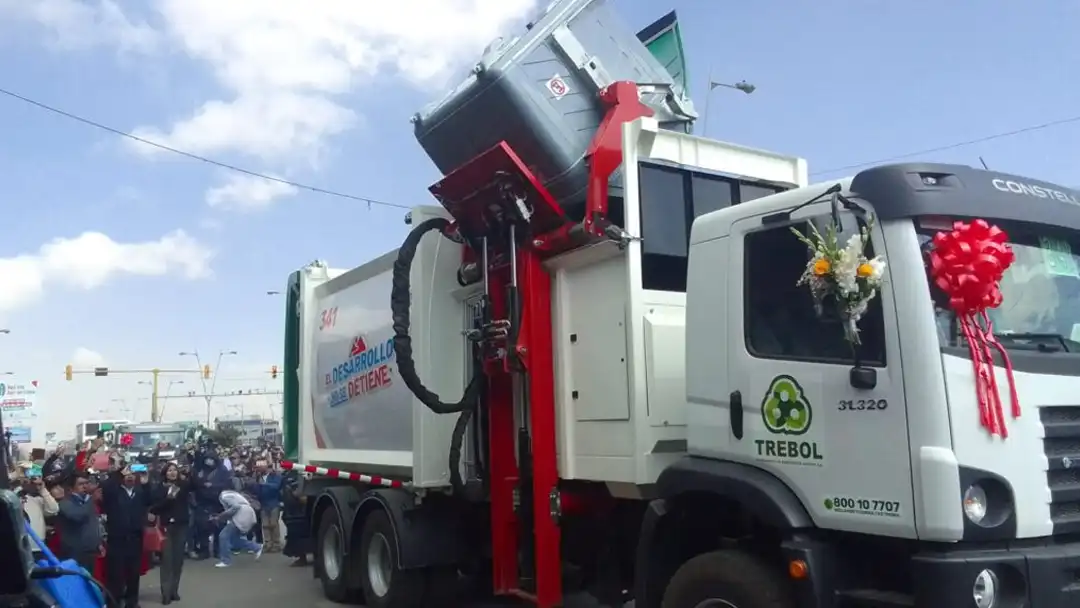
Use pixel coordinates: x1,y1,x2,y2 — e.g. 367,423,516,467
116,422,185,463
279,1,1080,607
75,419,130,446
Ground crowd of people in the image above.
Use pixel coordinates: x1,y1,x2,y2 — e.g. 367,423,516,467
9,434,313,608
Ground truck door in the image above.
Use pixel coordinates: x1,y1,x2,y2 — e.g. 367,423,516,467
727,208,916,538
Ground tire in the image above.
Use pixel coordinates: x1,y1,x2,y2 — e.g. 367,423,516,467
357,510,427,608
316,508,361,603
662,550,794,608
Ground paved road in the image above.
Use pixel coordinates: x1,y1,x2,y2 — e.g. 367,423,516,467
137,552,329,607
134,553,618,607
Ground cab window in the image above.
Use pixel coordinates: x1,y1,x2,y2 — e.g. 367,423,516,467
743,217,887,366
916,217,1080,352
638,161,789,292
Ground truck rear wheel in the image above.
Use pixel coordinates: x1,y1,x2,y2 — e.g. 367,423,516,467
358,509,426,607
661,550,793,608
316,507,361,603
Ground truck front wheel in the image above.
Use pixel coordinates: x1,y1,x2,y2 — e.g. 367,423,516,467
662,550,793,608
358,509,426,607
316,507,361,603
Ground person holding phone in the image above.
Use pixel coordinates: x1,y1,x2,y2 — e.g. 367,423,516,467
21,467,59,559
151,462,190,605
101,463,152,607
41,444,67,477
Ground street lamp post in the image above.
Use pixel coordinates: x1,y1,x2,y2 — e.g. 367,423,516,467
701,69,756,138
136,381,158,421
229,403,246,420
160,380,184,420
111,398,133,420
180,350,238,425
227,404,249,444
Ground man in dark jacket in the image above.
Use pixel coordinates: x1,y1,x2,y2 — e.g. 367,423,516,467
280,470,311,567
56,472,102,573
191,449,230,560
101,465,152,608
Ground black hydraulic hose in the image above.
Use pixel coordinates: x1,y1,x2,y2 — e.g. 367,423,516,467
447,407,472,492
392,217,486,494
449,338,488,492
392,217,485,415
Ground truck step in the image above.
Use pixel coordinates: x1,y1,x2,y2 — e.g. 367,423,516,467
836,589,914,607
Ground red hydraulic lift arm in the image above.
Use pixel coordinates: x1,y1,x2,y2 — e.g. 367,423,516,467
428,80,653,608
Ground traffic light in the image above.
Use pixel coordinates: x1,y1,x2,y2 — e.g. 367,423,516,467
203,364,211,379
271,365,278,379
65,365,72,381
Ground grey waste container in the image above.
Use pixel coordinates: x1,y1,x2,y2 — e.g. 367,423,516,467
413,0,697,215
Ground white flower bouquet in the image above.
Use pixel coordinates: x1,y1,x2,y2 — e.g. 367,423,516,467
790,219,886,345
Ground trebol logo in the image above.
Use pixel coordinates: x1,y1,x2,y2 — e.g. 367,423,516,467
755,375,823,466
992,178,1079,206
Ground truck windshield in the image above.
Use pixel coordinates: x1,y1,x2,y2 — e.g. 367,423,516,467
918,217,1080,352
127,431,185,448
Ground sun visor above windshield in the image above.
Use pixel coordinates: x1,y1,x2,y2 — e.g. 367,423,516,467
849,163,1080,232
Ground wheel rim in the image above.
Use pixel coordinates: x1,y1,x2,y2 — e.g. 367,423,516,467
366,532,393,598
322,523,342,581
693,600,738,608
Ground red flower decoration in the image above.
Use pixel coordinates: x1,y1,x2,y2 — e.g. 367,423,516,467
929,219,1020,437
120,433,134,446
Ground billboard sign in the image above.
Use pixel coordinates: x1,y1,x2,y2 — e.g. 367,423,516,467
0,379,37,411
7,426,32,443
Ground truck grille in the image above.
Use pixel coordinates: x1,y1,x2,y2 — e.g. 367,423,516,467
1042,406,1080,534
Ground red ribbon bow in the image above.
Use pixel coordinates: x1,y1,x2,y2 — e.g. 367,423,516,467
929,219,1020,438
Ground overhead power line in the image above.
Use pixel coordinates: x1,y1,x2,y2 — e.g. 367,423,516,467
0,86,408,210
3,85,1078,195
810,115,1080,177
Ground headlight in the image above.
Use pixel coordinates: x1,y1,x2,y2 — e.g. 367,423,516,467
972,569,998,608
963,484,988,525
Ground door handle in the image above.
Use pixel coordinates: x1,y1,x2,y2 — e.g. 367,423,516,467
730,390,743,440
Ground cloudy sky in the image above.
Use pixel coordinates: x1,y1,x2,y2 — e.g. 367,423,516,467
0,0,1074,441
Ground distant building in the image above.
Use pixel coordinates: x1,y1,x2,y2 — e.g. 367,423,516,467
215,415,280,446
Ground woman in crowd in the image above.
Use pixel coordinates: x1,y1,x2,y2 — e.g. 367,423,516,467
151,462,191,605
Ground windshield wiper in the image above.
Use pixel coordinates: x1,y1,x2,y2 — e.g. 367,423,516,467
993,332,1071,353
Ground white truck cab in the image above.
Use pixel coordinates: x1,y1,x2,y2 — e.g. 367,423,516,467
648,163,1080,607
118,422,186,462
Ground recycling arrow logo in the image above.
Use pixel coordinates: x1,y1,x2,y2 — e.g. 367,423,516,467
760,375,813,436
